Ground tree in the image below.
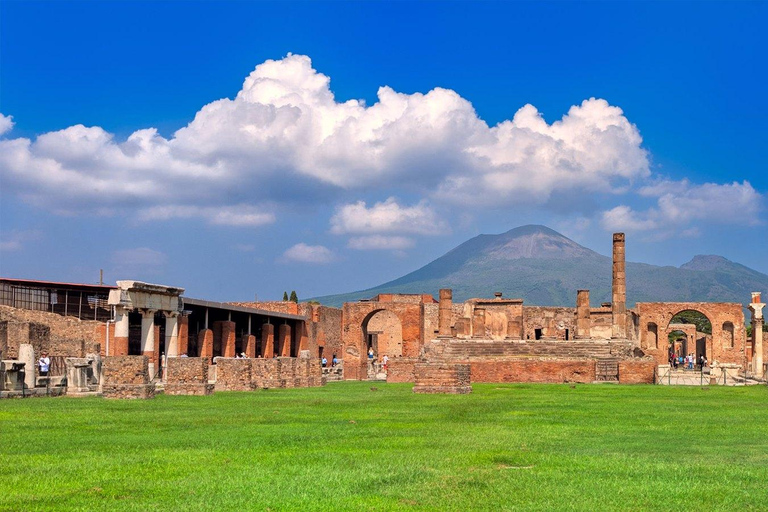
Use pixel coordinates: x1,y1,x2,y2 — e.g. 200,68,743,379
289,290,298,303
282,291,288,301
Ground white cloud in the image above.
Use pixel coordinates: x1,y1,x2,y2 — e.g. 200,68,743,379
0,230,41,252
0,114,14,136
0,54,650,222
347,235,415,251
330,198,446,235
136,204,275,227
601,180,763,235
283,243,335,264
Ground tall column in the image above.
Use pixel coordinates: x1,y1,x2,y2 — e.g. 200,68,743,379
438,289,453,337
244,335,256,358
164,313,179,358
114,307,130,356
278,324,292,357
262,323,275,358
19,344,35,389
216,321,236,358
141,310,156,378
198,329,213,358
749,292,765,377
177,315,189,357
611,233,627,339
576,290,591,339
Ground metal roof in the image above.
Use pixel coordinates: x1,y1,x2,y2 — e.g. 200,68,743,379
0,277,116,291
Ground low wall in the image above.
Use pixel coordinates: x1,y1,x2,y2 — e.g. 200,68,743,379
215,357,326,391
215,358,254,392
618,359,656,384
165,357,213,395
101,356,155,399
386,357,419,383
413,363,471,394
469,359,596,384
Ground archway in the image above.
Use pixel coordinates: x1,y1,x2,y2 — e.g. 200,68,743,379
669,309,712,364
362,310,403,359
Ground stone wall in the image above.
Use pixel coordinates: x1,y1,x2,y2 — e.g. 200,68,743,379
215,358,254,391
523,306,576,340
413,363,471,394
165,357,213,395
469,359,596,383
101,356,155,399
386,357,419,383
617,359,656,384
0,305,101,357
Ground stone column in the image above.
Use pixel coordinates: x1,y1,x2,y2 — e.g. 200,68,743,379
164,313,179,358
218,321,236,358
438,289,453,337
19,343,35,389
198,329,213,358
611,233,627,339
141,310,157,378
749,292,765,377
278,324,292,357
472,308,486,338
262,323,275,358
298,321,309,352
114,306,130,356
576,290,591,339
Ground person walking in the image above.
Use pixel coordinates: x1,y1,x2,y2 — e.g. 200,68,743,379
38,352,50,377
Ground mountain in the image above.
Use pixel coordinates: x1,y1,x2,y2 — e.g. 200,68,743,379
312,225,768,308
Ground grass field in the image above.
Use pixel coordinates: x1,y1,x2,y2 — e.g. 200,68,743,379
1,382,767,511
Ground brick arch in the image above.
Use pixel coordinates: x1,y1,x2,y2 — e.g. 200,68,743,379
361,309,404,358
636,302,746,366
341,299,427,380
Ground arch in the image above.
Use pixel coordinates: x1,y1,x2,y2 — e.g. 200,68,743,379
361,309,403,358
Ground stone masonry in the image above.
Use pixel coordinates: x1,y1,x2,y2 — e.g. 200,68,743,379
413,363,472,394
101,356,155,399
165,357,214,396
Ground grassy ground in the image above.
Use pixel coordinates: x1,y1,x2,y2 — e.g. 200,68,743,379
1,382,767,511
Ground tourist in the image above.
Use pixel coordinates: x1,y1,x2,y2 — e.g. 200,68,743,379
332,354,338,366
240,352,247,358
321,356,327,367
38,352,50,377
368,347,374,360
180,353,188,358
382,354,389,369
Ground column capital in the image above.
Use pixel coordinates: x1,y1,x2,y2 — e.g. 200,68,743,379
749,303,765,320
140,308,157,317
162,310,179,319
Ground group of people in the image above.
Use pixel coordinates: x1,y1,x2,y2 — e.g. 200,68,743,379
669,352,708,370
320,354,339,368
367,348,389,369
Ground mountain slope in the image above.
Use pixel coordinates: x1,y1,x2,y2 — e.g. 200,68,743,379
313,226,768,307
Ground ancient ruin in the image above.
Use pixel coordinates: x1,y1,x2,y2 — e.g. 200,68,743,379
0,232,765,398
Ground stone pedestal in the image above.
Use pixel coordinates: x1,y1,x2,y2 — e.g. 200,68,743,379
66,358,92,394
1,360,25,391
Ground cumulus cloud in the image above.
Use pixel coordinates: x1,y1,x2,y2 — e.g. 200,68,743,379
0,114,14,136
0,54,651,224
330,198,446,235
283,243,335,264
347,235,415,251
601,180,763,235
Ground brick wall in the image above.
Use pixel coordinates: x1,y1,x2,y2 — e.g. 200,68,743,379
469,359,596,383
618,359,656,384
101,356,155,399
0,305,101,357
386,357,419,383
165,357,213,395
413,363,471,394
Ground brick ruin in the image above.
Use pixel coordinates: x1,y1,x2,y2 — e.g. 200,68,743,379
1,232,766,397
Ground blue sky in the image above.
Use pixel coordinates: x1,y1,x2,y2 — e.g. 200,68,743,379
1,1,766,301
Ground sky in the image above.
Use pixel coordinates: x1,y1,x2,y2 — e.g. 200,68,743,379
1,1,766,302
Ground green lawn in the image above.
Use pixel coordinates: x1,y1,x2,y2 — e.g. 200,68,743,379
1,382,767,511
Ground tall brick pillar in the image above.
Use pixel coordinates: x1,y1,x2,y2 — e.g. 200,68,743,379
244,334,256,358
438,289,453,337
198,329,213,358
215,321,236,358
113,307,130,356
611,233,627,339
749,292,765,377
575,290,591,339
298,321,309,352
177,315,189,356
141,310,157,378
472,308,486,338
278,324,292,357
261,324,275,358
